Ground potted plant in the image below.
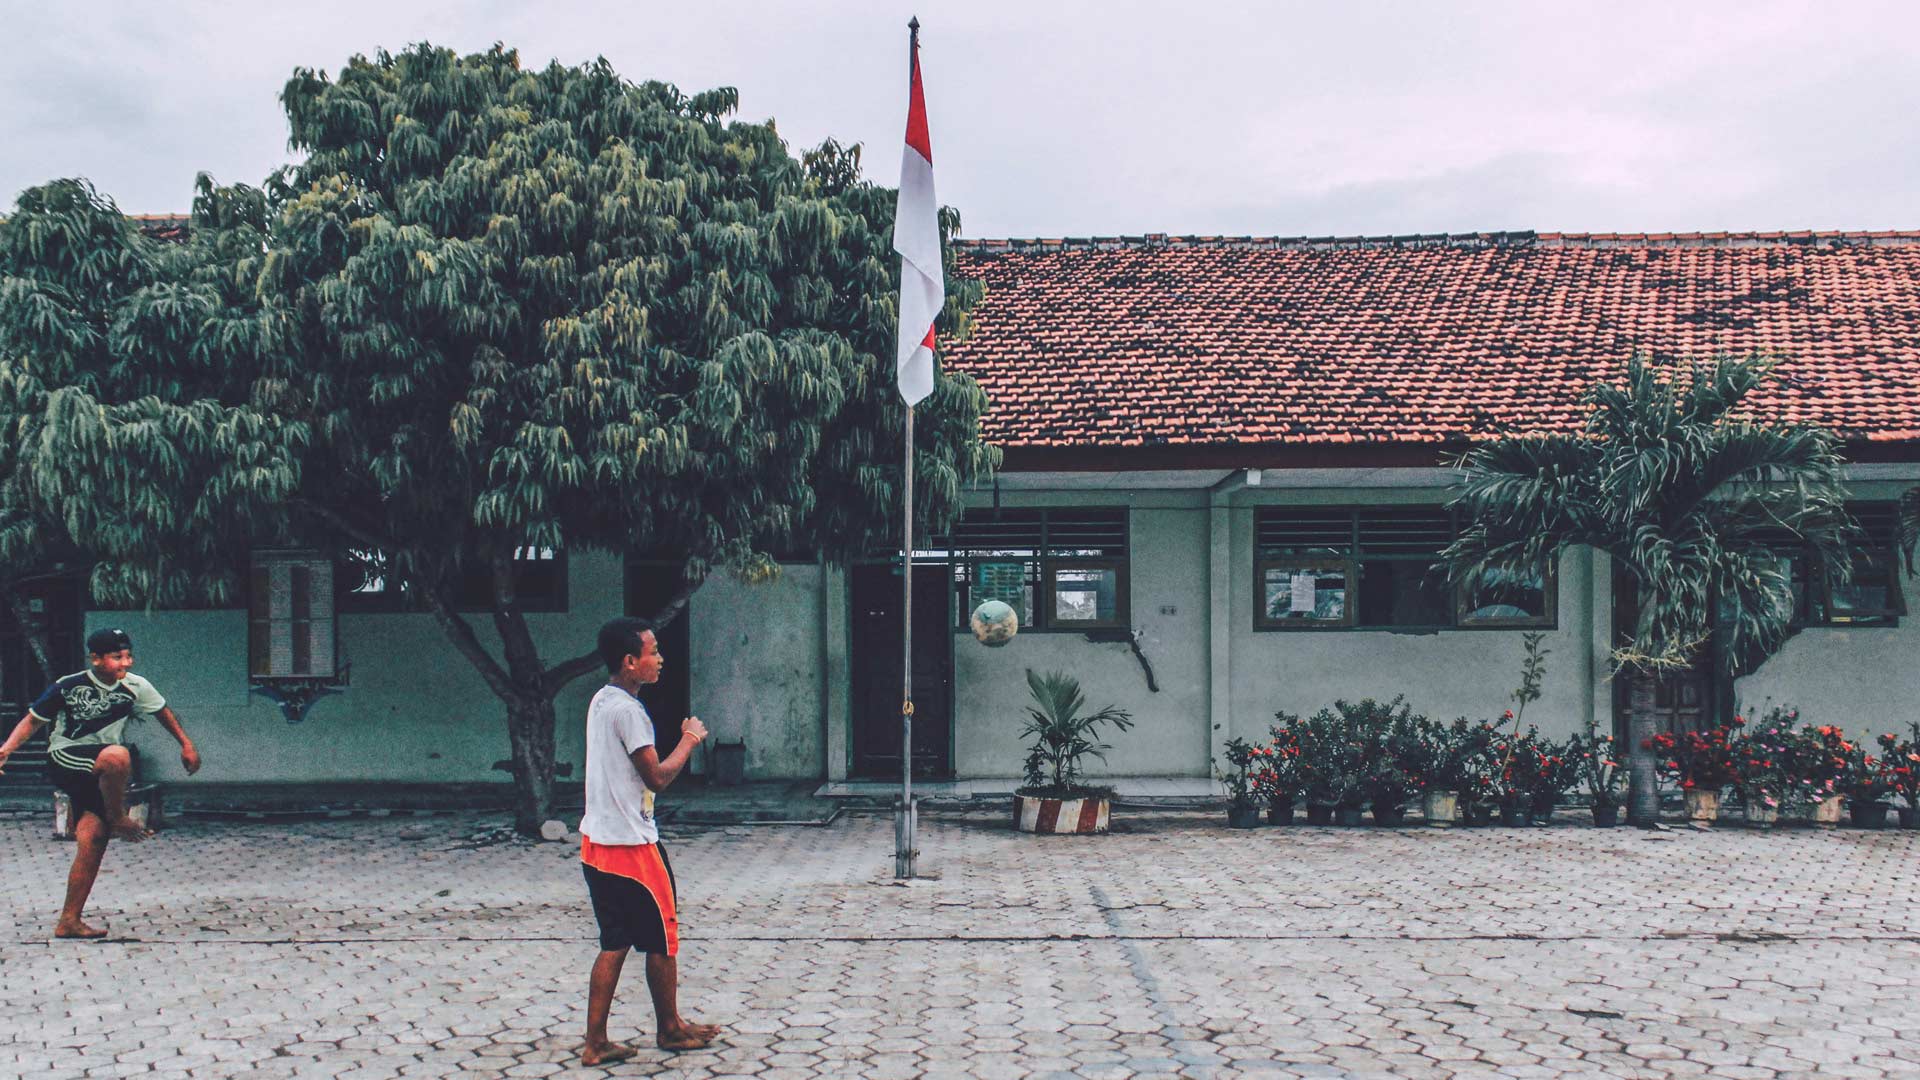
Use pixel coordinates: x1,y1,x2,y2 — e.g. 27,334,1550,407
1013,669,1135,835
1486,721,1541,827
1795,723,1851,826
1525,736,1581,826
1355,698,1424,826
1839,743,1894,830
1883,725,1920,829
1647,723,1737,825
1729,709,1803,828
1261,718,1304,825
1418,718,1478,826
1218,737,1263,829
1456,719,1506,826
1567,721,1626,826
1296,706,1366,825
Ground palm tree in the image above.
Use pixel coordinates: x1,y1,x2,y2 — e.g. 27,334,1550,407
1438,355,1858,826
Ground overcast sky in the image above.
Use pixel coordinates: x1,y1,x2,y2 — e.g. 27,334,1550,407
4,1,1917,237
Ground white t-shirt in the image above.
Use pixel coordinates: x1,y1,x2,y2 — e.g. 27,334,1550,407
578,685,661,846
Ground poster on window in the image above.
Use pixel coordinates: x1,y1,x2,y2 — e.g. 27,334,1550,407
1289,572,1317,615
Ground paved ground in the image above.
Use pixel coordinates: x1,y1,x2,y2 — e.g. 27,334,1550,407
2,806,1918,1079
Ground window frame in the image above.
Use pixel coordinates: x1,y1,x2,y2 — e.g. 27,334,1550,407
1252,505,1556,632
1254,555,1357,628
338,546,571,615
946,507,1130,633
1455,563,1561,629
1043,556,1132,631
1754,502,1906,629
248,549,339,680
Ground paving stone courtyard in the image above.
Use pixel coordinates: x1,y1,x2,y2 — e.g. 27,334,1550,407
2,805,1918,1079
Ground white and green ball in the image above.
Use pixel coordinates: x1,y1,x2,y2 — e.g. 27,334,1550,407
969,600,1020,647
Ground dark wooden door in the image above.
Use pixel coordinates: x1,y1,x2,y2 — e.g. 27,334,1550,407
1611,572,1715,740
850,563,952,779
0,577,84,782
624,565,691,756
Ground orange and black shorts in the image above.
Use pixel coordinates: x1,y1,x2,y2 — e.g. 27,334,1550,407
581,837,679,956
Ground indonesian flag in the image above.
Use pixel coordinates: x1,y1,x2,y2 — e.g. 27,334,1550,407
892,25,941,406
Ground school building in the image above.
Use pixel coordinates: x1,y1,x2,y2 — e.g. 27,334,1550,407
3,230,1916,793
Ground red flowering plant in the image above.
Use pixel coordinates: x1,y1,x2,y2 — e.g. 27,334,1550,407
1455,718,1508,810
1566,719,1626,808
1217,737,1262,811
1645,722,1739,794
1259,719,1305,807
1729,707,1806,812
1881,726,1920,810
1789,723,1854,806
1839,742,1895,807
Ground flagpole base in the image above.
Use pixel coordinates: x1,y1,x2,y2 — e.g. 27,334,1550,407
893,797,918,879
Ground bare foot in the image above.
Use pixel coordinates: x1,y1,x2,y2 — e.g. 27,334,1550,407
109,818,151,842
683,1020,723,1040
657,1024,716,1051
53,920,108,940
580,1040,637,1066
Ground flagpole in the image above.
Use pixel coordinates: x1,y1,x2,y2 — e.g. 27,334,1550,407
897,404,916,879
894,14,924,882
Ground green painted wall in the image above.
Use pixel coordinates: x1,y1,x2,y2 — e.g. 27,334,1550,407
106,553,629,786
89,474,1920,787
688,565,827,779
950,496,1213,779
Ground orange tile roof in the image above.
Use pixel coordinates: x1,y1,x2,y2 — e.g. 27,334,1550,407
943,232,1920,460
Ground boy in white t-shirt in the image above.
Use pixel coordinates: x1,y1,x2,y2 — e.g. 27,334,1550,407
577,617,721,1064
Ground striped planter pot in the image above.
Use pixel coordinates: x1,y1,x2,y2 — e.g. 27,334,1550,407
1013,794,1110,835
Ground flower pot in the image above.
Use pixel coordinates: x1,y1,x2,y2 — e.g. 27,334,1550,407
1530,794,1558,827
1305,804,1335,826
1421,789,1458,828
1461,802,1494,827
1498,801,1528,828
1683,789,1720,825
1227,803,1263,830
1371,802,1407,828
1744,803,1780,829
1590,803,1620,828
1848,801,1890,830
1334,806,1366,827
1267,797,1296,826
1899,806,1919,830
1013,794,1110,835
1811,795,1844,827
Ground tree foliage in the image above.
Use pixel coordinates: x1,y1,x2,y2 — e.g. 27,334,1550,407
1,44,997,830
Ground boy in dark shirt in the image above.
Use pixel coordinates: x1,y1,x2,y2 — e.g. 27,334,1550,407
0,628,200,938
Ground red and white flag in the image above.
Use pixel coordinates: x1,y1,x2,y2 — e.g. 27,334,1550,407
893,23,941,406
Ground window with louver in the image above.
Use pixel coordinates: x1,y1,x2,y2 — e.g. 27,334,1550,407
249,552,338,679
1255,506,1553,630
941,508,1129,631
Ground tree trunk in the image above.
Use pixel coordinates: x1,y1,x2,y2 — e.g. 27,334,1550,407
506,695,557,835
1626,670,1661,827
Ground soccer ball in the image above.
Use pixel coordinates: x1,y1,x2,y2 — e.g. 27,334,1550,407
969,600,1019,647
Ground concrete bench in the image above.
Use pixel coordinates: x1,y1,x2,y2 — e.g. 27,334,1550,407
52,783,164,840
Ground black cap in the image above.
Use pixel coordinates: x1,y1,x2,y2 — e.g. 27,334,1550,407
85,628,132,656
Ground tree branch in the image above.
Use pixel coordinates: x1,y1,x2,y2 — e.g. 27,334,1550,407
417,579,517,702
543,650,605,697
